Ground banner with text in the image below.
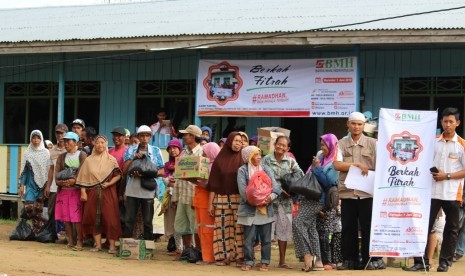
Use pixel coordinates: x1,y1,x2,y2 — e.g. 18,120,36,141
196,58,357,117
370,108,437,257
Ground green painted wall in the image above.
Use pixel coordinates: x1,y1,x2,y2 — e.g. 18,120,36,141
2,46,465,143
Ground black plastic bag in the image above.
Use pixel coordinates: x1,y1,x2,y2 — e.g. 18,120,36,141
56,167,78,180
179,246,201,263
9,219,35,241
128,155,158,178
141,177,157,191
167,236,177,252
288,172,322,200
281,170,304,194
36,219,57,243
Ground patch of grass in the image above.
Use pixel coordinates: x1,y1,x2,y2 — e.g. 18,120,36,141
0,218,17,225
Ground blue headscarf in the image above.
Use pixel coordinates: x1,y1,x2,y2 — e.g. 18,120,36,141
201,126,213,142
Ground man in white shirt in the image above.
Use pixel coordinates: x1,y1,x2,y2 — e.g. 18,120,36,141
405,107,465,272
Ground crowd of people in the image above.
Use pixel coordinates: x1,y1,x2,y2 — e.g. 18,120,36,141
13,108,465,273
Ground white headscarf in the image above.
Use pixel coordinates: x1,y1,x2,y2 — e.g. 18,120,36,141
241,146,262,178
19,130,50,189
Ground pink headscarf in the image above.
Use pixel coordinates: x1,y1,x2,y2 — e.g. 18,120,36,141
203,142,221,172
319,133,338,169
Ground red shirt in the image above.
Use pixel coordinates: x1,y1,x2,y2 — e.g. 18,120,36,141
109,145,128,170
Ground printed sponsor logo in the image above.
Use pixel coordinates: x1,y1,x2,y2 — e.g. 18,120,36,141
394,112,421,121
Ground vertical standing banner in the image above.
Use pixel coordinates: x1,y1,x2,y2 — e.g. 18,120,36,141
370,108,437,257
196,58,357,117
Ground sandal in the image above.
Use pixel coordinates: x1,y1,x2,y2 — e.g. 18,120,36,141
215,260,230,266
302,260,313,272
241,265,252,271
108,249,118,254
71,246,83,251
278,263,293,269
89,247,102,252
66,244,73,249
259,264,269,272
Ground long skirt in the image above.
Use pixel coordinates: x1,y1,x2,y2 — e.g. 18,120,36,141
212,194,244,261
293,199,323,260
82,185,121,240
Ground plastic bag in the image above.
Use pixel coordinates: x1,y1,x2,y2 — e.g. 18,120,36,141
288,172,322,200
9,219,35,241
179,246,201,263
36,219,57,243
128,155,158,178
280,170,304,194
167,236,177,252
245,170,273,207
56,167,78,180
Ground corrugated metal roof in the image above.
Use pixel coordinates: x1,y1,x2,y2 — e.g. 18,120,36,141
1,0,465,43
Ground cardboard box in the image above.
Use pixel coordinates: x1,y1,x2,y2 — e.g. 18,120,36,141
119,238,155,260
257,127,291,156
174,156,210,180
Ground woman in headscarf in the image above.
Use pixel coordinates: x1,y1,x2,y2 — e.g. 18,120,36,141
207,132,245,266
19,130,51,235
309,133,341,270
293,133,339,271
77,135,121,253
201,126,213,142
161,138,183,256
237,146,281,271
192,142,221,264
238,131,249,148
262,136,304,269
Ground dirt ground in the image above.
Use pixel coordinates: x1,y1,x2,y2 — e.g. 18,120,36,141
0,222,464,276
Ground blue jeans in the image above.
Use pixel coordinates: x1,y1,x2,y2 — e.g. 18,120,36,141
123,196,154,240
243,222,272,266
456,207,465,255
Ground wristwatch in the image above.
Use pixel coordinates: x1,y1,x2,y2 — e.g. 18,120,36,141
447,173,451,180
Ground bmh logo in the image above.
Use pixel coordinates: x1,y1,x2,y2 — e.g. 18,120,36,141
395,112,421,121
316,58,354,69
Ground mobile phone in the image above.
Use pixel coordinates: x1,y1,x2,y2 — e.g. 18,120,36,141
430,167,439,173
162,120,171,125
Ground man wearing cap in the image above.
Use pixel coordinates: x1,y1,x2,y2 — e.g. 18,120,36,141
123,125,165,240
44,123,69,241
334,111,385,270
71,119,85,149
172,125,203,251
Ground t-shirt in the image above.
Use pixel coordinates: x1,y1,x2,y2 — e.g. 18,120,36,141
65,151,81,168
109,145,128,170
48,145,66,193
150,122,171,135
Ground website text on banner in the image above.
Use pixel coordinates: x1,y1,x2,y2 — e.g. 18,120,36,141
196,58,357,117
370,108,438,258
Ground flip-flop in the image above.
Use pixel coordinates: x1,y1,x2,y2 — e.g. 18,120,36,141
278,263,293,269
259,264,269,272
241,265,253,271
89,247,102,252
71,246,83,251
108,249,118,254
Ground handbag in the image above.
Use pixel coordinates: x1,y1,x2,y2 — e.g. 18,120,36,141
288,172,322,200
280,170,304,194
140,177,157,191
325,186,339,210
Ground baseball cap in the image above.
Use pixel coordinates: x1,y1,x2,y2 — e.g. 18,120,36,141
72,118,85,128
55,124,69,133
179,125,202,137
63,132,79,142
137,125,152,135
111,126,126,136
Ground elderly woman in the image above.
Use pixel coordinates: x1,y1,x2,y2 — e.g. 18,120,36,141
262,136,304,269
55,132,87,251
19,130,51,236
237,146,281,272
77,135,122,253
293,133,339,272
207,132,245,266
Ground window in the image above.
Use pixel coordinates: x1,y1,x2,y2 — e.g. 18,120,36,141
136,79,195,132
400,77,465,136
3,81,100,143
